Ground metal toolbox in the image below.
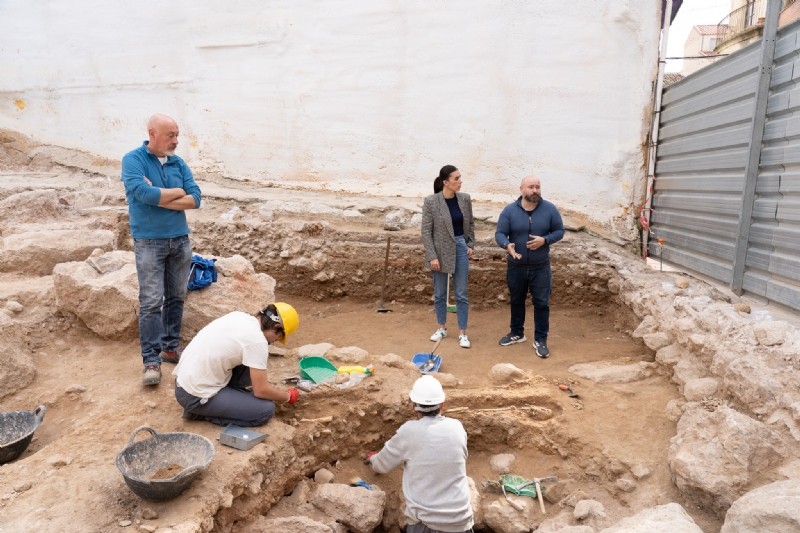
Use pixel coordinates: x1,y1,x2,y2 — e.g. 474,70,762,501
219,424,268,451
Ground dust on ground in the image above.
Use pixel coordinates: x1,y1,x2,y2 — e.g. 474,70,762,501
0,130,720,532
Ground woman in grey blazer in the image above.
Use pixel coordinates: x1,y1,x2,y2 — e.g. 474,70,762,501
421,165,475,348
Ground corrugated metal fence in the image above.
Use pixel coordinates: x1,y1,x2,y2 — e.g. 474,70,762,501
651,17,800,310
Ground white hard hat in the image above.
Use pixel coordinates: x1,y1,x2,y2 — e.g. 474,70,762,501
409,375,445,406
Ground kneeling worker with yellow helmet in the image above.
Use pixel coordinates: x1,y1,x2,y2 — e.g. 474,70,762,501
174,302,302,427
366,375,474,533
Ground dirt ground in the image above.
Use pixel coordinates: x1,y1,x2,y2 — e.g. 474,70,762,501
0,291,721,533
0,131,723,532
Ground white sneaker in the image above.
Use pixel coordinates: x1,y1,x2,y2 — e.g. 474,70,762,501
430,328,447,342
459,334,471,348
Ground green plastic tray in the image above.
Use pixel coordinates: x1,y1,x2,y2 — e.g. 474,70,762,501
299,356,338,384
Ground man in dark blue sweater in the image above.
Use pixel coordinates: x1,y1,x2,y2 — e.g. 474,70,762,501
494,176,564,358
121,114,202,385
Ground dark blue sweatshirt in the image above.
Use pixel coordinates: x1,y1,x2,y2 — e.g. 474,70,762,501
495,197,564,266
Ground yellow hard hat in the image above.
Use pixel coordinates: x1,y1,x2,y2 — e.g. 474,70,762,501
273,302,299,338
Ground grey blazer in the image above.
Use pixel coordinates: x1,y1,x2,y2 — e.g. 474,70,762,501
421,191,476,274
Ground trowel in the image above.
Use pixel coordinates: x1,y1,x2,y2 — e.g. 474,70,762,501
558,384,579,398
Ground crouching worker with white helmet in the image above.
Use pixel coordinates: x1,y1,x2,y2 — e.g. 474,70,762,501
173,302,301,427
366,375,474,533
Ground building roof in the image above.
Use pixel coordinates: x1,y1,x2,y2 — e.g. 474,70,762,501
663,72,685,87
695,24,726,35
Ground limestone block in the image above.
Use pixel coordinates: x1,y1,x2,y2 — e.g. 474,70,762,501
489,363,526,384
0,189,63,227
432,372,460,387
483,497,536,533
753,321,793,346
468,477,484,531
384,209,412,231
721,480,800,533
1,228,115,275
378,353,418,371
180,260,276,341
314,468,334,484
309,483,385,533
599,503,703,532
668,406,786,514
0,336,36,400
295,343,336,357
489,453,516,475
327,346,370,364
683,377,719,401
238,516,333,533
642,331,672,351
568,361,657,384
631,316,657,338
655,343,684,366
671,358,707,388
574,499,606,520
53,251,139,339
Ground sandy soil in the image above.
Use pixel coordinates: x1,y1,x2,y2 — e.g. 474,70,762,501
0,291,721,533
0,130,722,532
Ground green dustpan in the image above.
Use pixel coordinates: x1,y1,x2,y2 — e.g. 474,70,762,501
299,356,338,384
501,474,540,497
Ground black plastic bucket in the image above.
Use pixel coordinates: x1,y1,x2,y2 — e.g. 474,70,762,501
115,425,215,500
0,405,46,464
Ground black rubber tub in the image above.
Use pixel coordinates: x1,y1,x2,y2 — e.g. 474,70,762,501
0,405,46,464
115,425,215,500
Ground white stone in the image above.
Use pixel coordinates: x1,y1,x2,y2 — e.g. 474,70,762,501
682,377,719,401
313,468,335,484
489,363,526,384
599,503,703,532
309,483,385,533
568,361,656,383
489,453,516,475
721,480,800,533
753,321,792,346
668,405,786,514
574,499,606,520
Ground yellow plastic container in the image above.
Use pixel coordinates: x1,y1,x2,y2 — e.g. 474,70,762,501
337,365,374,376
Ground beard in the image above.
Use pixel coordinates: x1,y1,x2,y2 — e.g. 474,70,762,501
523,192,540,203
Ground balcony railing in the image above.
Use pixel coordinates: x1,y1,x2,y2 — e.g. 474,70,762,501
717,0,765,47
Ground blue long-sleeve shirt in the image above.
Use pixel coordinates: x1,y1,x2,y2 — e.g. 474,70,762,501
495,197,564,266
120,142,202,239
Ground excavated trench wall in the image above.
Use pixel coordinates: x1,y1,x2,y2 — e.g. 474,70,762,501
187,215,621,313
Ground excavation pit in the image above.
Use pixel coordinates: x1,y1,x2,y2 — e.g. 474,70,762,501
1,143,799,532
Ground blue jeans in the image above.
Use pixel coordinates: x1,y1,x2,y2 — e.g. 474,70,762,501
507,263,552,342
134,235,192,366
432,236,469,330
175,365,276,427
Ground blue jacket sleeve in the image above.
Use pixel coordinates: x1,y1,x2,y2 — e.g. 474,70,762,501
545,206,565,245
495,206,511,249
179,159,202,208
121,153,163,206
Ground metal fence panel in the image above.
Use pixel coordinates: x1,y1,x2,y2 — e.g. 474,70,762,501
652,18,800,311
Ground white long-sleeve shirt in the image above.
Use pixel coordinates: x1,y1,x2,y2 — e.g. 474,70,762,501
370,415,473,533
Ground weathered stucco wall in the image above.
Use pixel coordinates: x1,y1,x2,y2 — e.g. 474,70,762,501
0,0,659,237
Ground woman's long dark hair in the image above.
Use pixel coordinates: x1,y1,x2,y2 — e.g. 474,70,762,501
433,164,458,194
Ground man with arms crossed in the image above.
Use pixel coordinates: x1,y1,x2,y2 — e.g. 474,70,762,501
121,114,202,385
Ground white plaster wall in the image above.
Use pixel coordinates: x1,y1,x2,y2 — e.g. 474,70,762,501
0,1,660,235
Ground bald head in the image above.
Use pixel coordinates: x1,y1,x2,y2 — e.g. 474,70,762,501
147,114,179,157
520,175,542,206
